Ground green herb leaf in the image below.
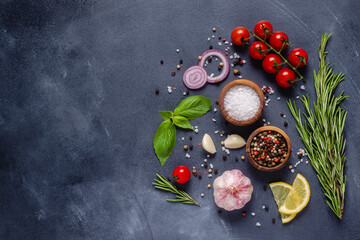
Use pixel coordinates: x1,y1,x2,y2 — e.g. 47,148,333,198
159,111,173,120
172,116,194,130
153,120,176,166
174,96,211,119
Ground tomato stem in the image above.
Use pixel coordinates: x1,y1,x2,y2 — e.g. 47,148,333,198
250,31,306,82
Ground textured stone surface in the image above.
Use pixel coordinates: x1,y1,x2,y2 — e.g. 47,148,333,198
0,0,359,239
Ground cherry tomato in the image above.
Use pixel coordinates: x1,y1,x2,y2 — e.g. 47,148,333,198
231,27,250,46
269,31,289,52
249,41,269,60
288,48,308,68
276,68,295,88
172,166,191,184
254,20,273,39
262,54,282,74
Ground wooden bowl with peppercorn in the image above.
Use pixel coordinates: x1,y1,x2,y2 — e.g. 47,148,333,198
246,126,292,172
219,80,265,126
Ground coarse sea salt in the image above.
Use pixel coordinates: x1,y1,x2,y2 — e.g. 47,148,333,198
224,85,260,121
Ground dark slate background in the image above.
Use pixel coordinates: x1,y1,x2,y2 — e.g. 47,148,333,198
1,0,360,239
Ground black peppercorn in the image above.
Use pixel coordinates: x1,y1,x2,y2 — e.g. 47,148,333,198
155,89,159,95
186,89,190,95
272,218,276,223
284,121,288,127
215,99,219,105
171,71,175,76
235,157,239,162
218,66,222,71
189,136,192,140
204,163,208,168
280,112,284,117
160,60,164,64
218,210,222,215
265,205,269,212
263,185,267,191
209,45,213,49
179,59,183,64
189,144,193,150
208,56,212,62
223,155,227,160
214,169,218,174
198,174,202,179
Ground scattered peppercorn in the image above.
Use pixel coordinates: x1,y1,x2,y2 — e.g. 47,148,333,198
265,205,269,212
233,69,240,75
280,112,284,117
263,185,267,191
222,38,226,42
272,218,276,223
208,169,213,173
284,121,288,127
189,136,192,140
235,157,239,162
241,156,245,161
184,145,188,150
189,144,193,150
204,163,208,168
160,60,164,64
192,169,197,174
221,141,224,146
171,71,175,76
198,174,202,179
179,59,183,64
218,210,222,215
215,99,219,105
186,90,190,95
155,89,159,95
221,130,225,135
218,35,221,39
209,45,213,49
218,66,222,71
265,93,269,98
177,65,180,70
225,51,229,56
223,155,227,160
298,152,303,159
212,28,216,32
214,169,218,174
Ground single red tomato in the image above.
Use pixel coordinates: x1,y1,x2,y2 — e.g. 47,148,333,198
249,41,269,60
262,54,282,73
288,48,308,68
172,166,191,184
269,31,289,51
254,20,273,39
231,27,250,46
276,68,296,88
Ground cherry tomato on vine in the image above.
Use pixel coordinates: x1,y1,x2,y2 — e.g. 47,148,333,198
254,20,273,39
231,27,250,46
276,68,296,88
288,48,308,68
172,166,191,184
262,54,282,74
249,41,269,60
269,31,289,52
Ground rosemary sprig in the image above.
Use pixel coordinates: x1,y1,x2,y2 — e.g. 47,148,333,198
153,174,200,206
287,33,347,219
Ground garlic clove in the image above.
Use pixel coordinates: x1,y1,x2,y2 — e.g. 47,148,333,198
224,134,245,149
202,133,216,154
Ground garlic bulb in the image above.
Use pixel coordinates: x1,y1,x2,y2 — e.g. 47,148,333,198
202,133,216,154
213,169,253,211
224,134,245,149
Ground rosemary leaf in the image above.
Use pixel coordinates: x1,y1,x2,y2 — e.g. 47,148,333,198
287,33,347,219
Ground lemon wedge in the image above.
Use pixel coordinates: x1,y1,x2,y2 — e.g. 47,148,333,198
278,174,310,215
269,182,297,224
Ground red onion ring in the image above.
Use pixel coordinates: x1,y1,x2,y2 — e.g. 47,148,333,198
198,50,230,83
182,65,208,89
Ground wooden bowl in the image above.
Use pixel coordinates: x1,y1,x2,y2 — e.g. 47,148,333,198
219,80,265,126
246,126,292,172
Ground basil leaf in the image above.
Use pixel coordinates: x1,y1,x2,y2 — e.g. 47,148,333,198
174,96,211,119
172,116,194,130
159,111,173,120
153,120,176,166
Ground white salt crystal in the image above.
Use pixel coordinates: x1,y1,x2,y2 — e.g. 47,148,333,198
194,129,199,134
277,97,281,100
214,130,219,134
167,86,172,94
210,73,214,77
231,64,234,67
185,153,190,158
225,41,229,45
230,42,233,46
229,55,233,59
204,159,207,162
291,169,295,173
213,108,217,112
223,85,260,121
215,58,218,61
195,126,198,129
207,155,210,158
181,137,185,141
208,174,213,178
218,42,222,46
212,35,215,38
208,37,211,41
242,60,247,64
251,212,256,216
210,163,214,168
212,118,216,122
176,49,180,53
256,222,261,227
183,92,187,96
300,85,305,90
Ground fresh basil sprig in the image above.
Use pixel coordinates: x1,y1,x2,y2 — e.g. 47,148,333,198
153,96,211,166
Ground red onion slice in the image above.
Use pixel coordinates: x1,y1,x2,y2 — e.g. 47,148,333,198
182,65,207,89
198,50,230,83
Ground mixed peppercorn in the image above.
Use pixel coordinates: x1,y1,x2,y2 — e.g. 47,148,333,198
249,130,288,167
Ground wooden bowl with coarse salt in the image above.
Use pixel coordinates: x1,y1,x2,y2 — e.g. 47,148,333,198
219,79,265,126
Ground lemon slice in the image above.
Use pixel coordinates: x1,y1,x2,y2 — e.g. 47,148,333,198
269,182,297,224
279,174,310,215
